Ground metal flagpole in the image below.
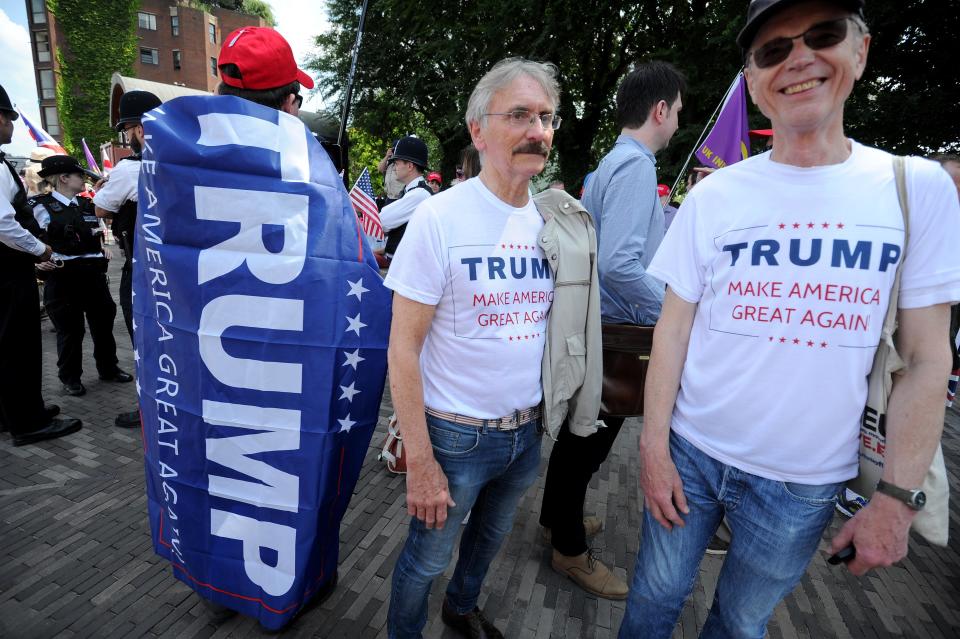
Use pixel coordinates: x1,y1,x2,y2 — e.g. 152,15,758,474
336,0,371,186
668,68,744,200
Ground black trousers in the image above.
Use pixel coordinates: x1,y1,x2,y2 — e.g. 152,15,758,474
539,416,625,556
119,255,133,345
43,261,119,383
0,259,48,434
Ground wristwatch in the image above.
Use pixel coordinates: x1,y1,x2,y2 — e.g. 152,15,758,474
875,480,926,511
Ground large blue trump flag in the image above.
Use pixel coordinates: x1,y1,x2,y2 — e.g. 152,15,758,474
133,95,390,629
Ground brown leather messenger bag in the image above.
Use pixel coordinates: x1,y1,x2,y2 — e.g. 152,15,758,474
599,323,655,418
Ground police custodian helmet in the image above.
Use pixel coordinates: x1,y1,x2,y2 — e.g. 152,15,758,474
0,83,19,119
389,136,429,170
114,90,162,131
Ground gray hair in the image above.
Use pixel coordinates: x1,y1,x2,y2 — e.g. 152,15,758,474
465,57,561,129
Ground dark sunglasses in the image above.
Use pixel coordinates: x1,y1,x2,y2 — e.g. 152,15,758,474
750,17,854,69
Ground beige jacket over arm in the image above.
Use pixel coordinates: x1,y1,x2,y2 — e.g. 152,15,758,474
533,188,603,440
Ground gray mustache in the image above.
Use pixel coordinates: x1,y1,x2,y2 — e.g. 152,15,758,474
513,142,550,156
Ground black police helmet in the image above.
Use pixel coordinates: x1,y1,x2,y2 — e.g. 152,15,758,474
0,84,19,119
37,154,99,180
389,136,428,170
115,90,162,131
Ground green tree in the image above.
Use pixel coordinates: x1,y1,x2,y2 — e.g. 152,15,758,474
47,0,138,156
311,0,958,192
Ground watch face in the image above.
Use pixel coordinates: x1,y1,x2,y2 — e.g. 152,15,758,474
914,491,926,508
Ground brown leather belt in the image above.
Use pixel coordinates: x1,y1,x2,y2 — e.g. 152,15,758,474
425,405,541,431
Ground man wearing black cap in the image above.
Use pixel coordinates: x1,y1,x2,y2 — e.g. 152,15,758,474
380,136,432,260
94,89,161,427
619,2,960,637
0,84,83,446
31,155,132,396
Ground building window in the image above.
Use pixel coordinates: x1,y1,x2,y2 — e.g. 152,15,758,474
210,57,218,77
39,69,55,100
31,0,46,24
208,22,217,43
140,47,159,65
35,31,51,63
173,50,181,70
171,15,179,36
43,106,60,135
138,12,157,30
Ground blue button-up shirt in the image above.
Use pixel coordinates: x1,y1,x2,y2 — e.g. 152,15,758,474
582,135,665,325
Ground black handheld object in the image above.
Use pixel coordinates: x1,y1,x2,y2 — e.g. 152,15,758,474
827,545,856,565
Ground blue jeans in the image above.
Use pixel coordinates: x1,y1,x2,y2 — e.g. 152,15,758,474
619,431,841,639
388,414,542,639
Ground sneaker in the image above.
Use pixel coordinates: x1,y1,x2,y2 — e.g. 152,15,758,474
541,515,603,544
99,369,133,383
441,598,503,639
551,549,628,600
836,488,867,518
705,535,729,555
12,417,82,447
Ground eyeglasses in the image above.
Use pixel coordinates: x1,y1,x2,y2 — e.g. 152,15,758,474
750,17,854,69
484,109,562,130
294,94,303,108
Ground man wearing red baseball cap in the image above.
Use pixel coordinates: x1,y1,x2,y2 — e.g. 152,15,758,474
216,27,314,113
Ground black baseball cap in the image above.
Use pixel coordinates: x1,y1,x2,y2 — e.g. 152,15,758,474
737,0,865,52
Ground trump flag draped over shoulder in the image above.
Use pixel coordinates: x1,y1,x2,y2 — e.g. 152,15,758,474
133,95,390,630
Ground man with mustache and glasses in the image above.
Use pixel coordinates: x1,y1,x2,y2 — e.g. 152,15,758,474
385,57,598,639
539,60,686,601
94,89,161,428
619,1,960,637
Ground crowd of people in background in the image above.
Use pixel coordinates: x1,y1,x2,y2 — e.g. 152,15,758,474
2,0,960,638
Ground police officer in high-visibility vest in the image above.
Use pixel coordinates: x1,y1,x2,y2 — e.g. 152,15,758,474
94,89,160,427
0,84,82,446
32,155,132,396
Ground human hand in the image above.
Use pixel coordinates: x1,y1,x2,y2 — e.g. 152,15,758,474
40,244,52,261
640,440,689,530
405,456,456,530
94,176,108,190
36,260,57,272
830,492,914,576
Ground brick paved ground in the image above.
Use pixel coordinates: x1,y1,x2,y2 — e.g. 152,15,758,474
2,258,959,638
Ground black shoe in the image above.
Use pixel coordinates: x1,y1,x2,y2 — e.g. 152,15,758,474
13,417,82,447
44,404,60,419
99,369,133,383
441,599,503,639
62,381,86,396
114,410,141,429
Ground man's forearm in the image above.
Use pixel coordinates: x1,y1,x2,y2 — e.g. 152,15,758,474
387,346,434,466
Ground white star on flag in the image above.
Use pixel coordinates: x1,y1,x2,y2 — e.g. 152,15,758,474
133,349,140,363
132,317,137,331
343,349,364,369
131,289,136,297
338,414,356,433
135,379,141,397
347,278,369,301
345,313,366,336
339,382,360,402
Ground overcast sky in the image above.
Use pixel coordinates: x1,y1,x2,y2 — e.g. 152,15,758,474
0,0,331,156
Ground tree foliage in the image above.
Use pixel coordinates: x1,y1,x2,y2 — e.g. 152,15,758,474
310,0,957,193
47,0,138,156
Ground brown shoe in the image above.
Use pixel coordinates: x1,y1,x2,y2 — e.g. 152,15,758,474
541,515,604,544
551,549,628,600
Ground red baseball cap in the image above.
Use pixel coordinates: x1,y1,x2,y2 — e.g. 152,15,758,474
218,27,314,90
657,184,670,197
427,172,442,183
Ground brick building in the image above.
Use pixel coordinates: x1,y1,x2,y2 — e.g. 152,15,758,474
24,0,268,143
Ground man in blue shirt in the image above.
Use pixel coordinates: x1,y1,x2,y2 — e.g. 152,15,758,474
541,61,685,599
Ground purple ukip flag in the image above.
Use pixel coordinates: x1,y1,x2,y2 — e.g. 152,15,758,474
695,72,751,169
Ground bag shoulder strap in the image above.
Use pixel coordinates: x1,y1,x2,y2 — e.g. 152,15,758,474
882,156,910,336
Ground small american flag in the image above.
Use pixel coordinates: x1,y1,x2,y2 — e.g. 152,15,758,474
350,168,383,241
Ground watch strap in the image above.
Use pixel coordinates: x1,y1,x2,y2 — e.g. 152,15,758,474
876,479,924,509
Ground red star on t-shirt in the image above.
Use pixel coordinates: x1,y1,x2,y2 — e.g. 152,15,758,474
779,337,787,343
793,338,801,345
768,336,774,341
836,223,844,229
778,223,786,230
807,222,815,229
821,342,828,348
501,244,506,249
807,340,814,347
509,244,514,249
822,222,830,228
793,222,801,229
508,336,513,341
